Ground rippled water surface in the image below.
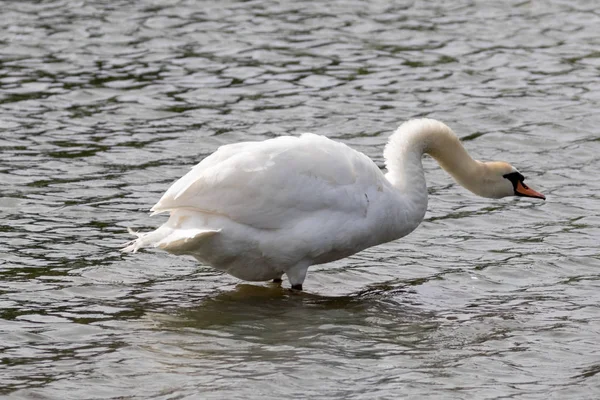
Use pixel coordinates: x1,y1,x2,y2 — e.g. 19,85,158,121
2,1,600,399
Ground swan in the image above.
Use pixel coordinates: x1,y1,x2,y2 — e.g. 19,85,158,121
122,119,545,290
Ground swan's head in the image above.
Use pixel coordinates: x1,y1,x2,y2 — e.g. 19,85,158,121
480,162,545,200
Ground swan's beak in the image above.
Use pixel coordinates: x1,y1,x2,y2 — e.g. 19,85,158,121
516,181,545,200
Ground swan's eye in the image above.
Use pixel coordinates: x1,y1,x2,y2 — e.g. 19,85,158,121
503,172,522,183
502,172,528,192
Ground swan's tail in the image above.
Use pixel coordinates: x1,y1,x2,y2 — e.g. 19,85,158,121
121,225,220,254
121,227,163,253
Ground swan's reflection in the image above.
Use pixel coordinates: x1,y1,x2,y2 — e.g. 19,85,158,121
148,281,437,338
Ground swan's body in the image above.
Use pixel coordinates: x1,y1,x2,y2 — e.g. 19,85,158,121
123,119,544,290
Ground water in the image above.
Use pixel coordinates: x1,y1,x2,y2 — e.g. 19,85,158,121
1,0,599,398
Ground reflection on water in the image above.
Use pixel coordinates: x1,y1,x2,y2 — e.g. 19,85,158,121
156,283,426,331
2,0,600,398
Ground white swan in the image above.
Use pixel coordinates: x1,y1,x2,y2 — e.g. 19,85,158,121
123,119,545,290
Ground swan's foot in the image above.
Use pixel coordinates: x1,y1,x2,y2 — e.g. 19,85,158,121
286,262,308,292
272,278,283,284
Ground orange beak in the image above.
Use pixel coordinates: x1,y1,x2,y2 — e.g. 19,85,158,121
516,181,545,200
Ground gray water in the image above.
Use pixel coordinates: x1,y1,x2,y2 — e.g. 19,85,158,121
1,1,599,399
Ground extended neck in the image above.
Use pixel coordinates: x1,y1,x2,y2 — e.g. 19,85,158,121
384,119,484,197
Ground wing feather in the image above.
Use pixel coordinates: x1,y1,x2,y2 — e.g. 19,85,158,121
151,134,382,229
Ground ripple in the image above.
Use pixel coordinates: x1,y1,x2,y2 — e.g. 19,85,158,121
2,0,600,399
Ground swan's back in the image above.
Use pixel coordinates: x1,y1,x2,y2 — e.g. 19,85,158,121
151,133,385,230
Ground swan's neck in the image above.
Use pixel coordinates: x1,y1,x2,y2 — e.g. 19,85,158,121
384,119,483,214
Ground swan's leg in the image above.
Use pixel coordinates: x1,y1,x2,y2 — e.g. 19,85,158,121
286,263,309,291
272,274,283,284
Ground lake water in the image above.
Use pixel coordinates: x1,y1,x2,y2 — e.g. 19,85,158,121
1,1,600,399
